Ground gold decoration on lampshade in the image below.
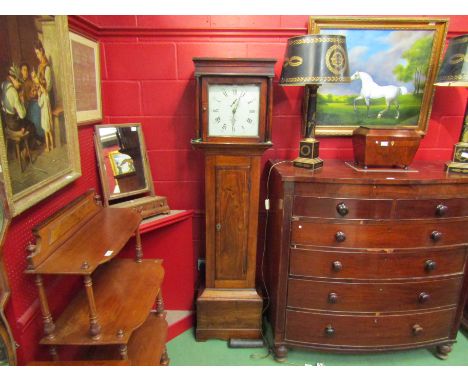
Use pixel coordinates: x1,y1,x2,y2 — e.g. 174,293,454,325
279,34,350,170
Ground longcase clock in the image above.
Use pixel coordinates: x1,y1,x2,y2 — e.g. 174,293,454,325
192,57,276,341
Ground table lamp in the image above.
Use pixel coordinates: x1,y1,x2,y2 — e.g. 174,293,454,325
434,34,468,174
280,34,350,170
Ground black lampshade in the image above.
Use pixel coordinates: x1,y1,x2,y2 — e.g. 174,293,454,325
435,34,468,87
280,34,351,86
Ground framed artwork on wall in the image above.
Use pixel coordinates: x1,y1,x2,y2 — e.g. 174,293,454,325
308,17,448,136
0,15,81,216
69,31,102,125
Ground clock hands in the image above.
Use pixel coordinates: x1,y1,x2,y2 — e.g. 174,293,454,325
230,93,245,131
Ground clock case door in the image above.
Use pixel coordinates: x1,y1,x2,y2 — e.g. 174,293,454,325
200,76,268,143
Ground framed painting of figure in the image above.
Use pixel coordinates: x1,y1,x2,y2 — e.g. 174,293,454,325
69,31,102,125
308,17,448,136
0,16,81,216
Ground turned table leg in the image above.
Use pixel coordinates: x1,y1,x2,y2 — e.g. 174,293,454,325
35,275,56,340
160,346,170,366
119,344,129,360
135,227,143,263
83,275,101,340
436,344,452,360
49,346,59,361
156,289,165,317
274,345,288,363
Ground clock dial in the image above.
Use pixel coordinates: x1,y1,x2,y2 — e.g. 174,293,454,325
208,84,260,137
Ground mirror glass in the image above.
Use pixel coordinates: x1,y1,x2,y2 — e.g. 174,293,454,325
95,124,150,200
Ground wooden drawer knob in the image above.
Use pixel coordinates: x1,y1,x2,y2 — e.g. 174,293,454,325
332,261,343,272
412,324,424,336
435,204,448,217
335,231,346,242
324,324,335,337
328,292,338,304
430,231,443,242
419,292,430,303
424,260,437,272
336,202,349,217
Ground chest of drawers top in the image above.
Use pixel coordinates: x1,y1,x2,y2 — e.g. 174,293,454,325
271,160,468,217
273,159,468,192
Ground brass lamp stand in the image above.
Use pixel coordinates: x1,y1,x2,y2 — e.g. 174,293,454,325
279,34,351,170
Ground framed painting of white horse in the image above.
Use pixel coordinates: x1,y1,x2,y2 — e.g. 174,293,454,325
309,17,448,136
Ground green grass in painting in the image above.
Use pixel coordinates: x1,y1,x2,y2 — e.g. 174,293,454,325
317,94,422,126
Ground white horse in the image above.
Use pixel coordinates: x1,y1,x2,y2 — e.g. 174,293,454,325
350,71,408,119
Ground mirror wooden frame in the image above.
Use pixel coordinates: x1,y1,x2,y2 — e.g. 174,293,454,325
0,175,17,366
94,123,170,218
94,123,153,202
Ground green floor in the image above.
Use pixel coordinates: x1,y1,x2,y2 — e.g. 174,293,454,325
167,324,468,366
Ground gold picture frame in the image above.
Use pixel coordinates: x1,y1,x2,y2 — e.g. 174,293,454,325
0,16,81,216
308,17,448,136
69,31,103,125
0,171,17,365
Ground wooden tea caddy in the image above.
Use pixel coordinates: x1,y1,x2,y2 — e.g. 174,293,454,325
352,126,421,169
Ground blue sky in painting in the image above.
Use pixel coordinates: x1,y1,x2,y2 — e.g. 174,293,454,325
320,28,434,95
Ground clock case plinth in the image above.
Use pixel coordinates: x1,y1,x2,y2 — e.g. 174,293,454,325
192,58,276,341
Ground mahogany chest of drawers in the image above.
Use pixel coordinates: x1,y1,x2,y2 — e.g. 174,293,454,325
265,160,468,361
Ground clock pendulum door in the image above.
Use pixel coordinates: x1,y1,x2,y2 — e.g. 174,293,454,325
196,153,264,341
191,57,276,341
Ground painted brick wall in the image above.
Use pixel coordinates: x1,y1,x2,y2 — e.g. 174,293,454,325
3,15,467,365
93,14,468,262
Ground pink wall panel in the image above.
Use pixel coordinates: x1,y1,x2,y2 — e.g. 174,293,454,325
105,43,177,80
210,15,282,28
136,15,211,29
101,81,142,116
177,43,248,79
141,80,195,116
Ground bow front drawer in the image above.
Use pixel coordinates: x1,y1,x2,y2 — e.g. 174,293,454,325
289,247,467,279
291,220,468,249
285,308,456,348
395,198,468,219
287,277,463,313
293,196,393,219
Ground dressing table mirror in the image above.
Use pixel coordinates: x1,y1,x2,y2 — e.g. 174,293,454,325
94,123,169,218
0,174,17,366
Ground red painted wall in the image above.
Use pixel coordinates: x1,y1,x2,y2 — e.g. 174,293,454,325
3,15,468,365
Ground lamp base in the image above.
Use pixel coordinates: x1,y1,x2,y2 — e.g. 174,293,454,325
445,161,468,174
446,142,468,174
293,137,323,170
293,156,324,170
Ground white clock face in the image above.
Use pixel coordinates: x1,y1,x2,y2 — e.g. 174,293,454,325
208,83,260,137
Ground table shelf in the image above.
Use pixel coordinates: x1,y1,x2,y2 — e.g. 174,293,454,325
90,312,169,365
40,258,164,346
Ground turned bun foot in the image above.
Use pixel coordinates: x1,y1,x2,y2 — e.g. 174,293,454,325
274,345,288,362
436,344,452,360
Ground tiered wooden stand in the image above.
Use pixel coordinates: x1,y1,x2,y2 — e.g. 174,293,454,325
25,190,169,366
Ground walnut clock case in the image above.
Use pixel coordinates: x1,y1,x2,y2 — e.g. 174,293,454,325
192,57,276,341
265,160,468,361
